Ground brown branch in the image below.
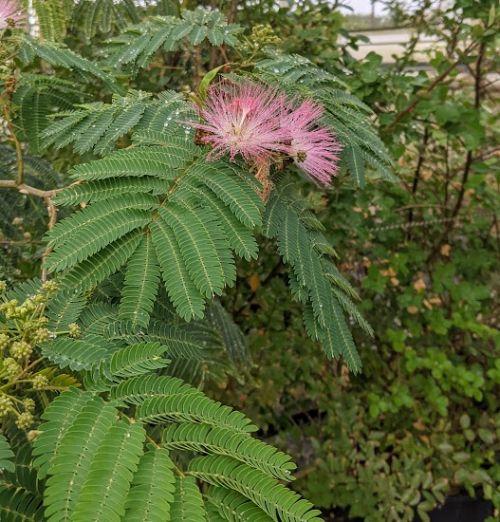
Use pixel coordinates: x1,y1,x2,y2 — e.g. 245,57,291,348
0,180,58,198
407,126,429,240
451,151,473,219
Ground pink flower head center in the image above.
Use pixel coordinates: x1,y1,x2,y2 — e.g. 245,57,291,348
195,82,288,163
224,97,260,141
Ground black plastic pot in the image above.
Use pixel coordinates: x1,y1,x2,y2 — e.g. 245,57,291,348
428,495,493,522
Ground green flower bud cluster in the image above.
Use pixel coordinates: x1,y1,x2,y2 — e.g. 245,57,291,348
10,340,33,360
0,299,21,319
32,374,49,390
68,323,81,338
23,398,35,412
239,24,281,55
33,328,50,343
3,357,20,377
0,333,9,349
16,411,34,430
0,280,71,435
42,281,59,295
0,283,57,369
0,393,13,417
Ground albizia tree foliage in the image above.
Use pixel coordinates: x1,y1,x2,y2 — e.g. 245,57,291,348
0,1,391,520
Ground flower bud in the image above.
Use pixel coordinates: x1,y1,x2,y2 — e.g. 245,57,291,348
10,340,33,360
32,374,49,390
41,281,59,294
68,323,81,338
16,412,34,430
0,394,13,416
23,398,35,412
0,332,10,349
33,328,50,343
3,357,20,377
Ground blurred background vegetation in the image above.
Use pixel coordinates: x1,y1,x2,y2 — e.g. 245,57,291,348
2,1,498,521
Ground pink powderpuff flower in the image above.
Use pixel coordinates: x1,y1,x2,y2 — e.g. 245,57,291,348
194,81,289,164
282,100,342,185
0,0,25,29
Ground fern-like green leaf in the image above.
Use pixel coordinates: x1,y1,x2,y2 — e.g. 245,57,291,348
41,335,109,371
70,422,145,521
46,290,87,332
49,136,260,322
59,229,143,292
124,447,175,521
188,161,263,229
103,319,204,360
264,184,363,372
33,389,95,479
188,455,322,522
53,177,169,207
33,0,72,42
41,395,118,520
163,423,296,480
331,287,374,337
103,342,170,380
46,194,155,249
0,433,14,473
205,487,274,522
44,91,195,156
344,143,366,188
110,374,202,405
202,190,259,261
0,441,44,521
72,0,139,39
119,234,161,328
21,36,121,94
170,476,207,521
206,301,249,363
31,340,320,522
46,208,150,272
159,205,226,298
137,394,257,433
73,143,197,180
106,7,241,70
151,218,206,321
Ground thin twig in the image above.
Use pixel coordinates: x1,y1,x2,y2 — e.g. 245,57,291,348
0,180,58,198
407,127,429,240
426,41,487,262
41,198,57,282
386,39,481,132
450,41,486,219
